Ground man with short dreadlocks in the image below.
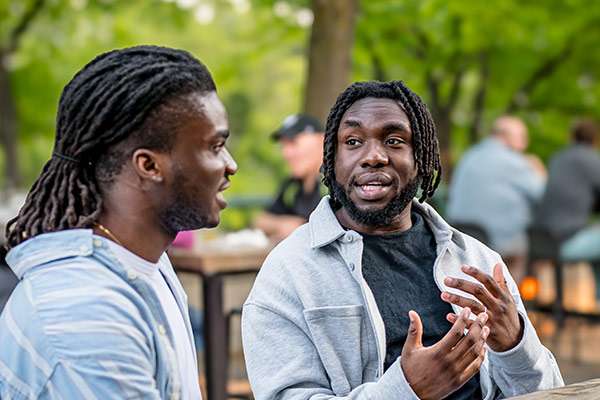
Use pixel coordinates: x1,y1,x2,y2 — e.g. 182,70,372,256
0,46,237,399
242,81,562,399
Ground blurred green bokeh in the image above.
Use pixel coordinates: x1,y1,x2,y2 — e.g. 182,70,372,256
1,0,600,230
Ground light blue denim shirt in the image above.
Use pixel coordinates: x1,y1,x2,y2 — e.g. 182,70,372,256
0,229,192,400
242,197,563,399
447,138,544,254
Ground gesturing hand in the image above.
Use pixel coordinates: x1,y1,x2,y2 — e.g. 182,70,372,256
400,308,489,400
441,263,523,352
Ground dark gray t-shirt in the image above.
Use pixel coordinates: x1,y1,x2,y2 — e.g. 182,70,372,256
534,144,600,239
361,210,481,399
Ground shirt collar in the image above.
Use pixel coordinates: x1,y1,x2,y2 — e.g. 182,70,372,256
7,229,96,279
308,196,457,249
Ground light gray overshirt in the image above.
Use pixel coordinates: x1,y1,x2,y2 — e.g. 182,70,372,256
242,196,563,399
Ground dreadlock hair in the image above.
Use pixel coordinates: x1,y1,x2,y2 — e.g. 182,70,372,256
322,80,442,206
5,45,216,249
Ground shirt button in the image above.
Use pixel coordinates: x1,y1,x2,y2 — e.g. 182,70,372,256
170,394,180,400
93,239,103,248
344,233,354,243
158,324,167,336
127,270,137,280
349,263,355,271
79,245,89,253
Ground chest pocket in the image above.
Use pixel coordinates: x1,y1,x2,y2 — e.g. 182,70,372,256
303,305,367,396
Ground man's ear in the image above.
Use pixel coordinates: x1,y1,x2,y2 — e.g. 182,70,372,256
131,148,167,184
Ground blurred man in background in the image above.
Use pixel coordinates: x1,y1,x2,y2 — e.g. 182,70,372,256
447,116,546,283
534,119,600,298
254,114,325,241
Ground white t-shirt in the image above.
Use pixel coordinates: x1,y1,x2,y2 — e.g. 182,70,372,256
107,241,202,400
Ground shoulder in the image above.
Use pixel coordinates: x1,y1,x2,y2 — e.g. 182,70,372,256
21,258,154,354
247,224,328,306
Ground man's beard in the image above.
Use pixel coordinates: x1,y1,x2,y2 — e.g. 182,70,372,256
159,167,210,236
331,176,420,228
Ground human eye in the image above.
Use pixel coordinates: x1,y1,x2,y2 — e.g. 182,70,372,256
345,137,362,147
212,140,226,153
386,137,405,146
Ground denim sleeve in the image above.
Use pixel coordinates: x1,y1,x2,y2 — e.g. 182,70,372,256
0,279,162,400
38,358,161,400
242,302,419,400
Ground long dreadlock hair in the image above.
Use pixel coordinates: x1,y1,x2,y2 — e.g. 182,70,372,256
5,45,216,249
322,80,442,205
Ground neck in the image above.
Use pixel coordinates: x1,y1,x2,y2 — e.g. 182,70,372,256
96,190,174,263
335,203,413,235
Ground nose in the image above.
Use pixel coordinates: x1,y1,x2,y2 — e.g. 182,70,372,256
360,140,388,168
223,147,238,176
281,141,296,163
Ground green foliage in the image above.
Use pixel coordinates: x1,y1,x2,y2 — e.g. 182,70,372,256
354,0,600,162
2,0,600,229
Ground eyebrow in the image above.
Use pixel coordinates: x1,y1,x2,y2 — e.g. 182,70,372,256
382,122,410,135
341,119,410,134
342,119,362,128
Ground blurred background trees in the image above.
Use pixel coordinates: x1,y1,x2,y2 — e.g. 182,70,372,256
1,0,600,227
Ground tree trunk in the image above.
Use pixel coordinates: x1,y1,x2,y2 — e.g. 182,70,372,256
0,54,21,191
303,0,357,124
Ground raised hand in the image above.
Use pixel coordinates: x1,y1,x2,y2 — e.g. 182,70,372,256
441,263,523,352
400,308,489,400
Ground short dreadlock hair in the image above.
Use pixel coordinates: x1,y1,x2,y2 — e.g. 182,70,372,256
5,45,216,249
322,80,441,204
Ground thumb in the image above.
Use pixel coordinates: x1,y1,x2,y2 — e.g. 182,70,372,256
403,310,423,351
493,263,508,289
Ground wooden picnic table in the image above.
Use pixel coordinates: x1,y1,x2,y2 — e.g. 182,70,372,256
168,241,271,400
510,378,600,399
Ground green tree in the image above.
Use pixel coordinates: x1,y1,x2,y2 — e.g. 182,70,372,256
354,0,600,167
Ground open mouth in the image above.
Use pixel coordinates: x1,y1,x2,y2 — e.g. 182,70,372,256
353,174,393,201
216,181,230,208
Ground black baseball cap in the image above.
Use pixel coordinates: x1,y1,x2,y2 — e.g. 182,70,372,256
271,114,324,141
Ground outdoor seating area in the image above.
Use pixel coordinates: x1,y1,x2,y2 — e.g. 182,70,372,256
2,1,600,399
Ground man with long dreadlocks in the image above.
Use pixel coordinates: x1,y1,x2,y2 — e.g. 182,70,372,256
242,81,562,399
0,45,237,399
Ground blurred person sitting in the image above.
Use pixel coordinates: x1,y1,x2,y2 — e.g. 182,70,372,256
533,120,600,298
254,114,325,241
447,116,546,283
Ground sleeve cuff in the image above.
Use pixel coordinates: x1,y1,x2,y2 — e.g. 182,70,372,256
379,357,421,399
486,311,543,371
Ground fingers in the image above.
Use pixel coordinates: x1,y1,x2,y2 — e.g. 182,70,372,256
457,345,487,385
461,265,505,299
446,313,476,327
452,313,489,368
403,310,423,351
493,263,509,290
444,275,498,311
441,292,485,314
436,307,471,350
